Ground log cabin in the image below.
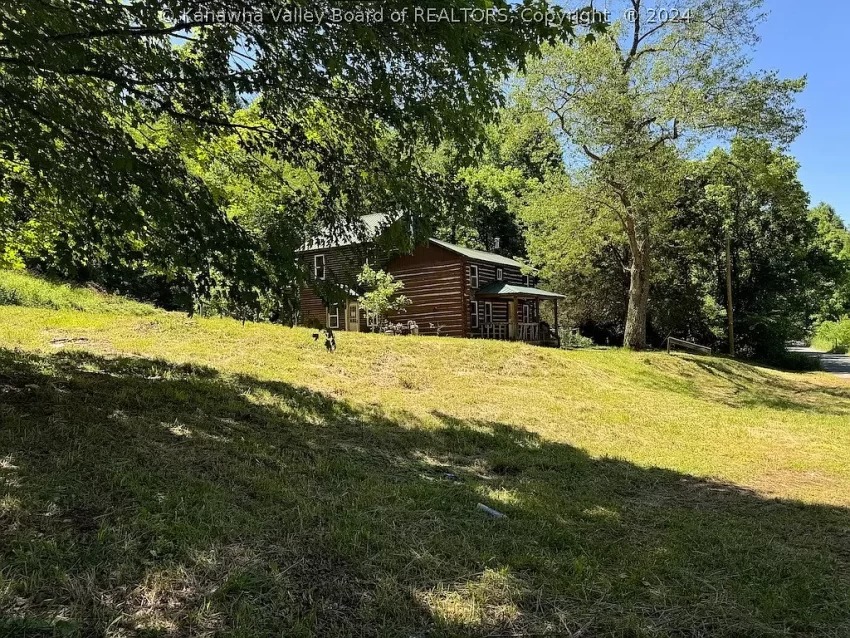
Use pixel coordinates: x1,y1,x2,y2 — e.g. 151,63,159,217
297,214,564,345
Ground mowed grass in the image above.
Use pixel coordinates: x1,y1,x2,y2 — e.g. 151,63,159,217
2,282,850,635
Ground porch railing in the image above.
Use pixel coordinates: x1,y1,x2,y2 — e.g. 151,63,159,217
518,323,540,342
481,322,508,340
480,322,540,342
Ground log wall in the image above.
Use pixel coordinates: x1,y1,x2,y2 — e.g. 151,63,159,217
386,242,466,337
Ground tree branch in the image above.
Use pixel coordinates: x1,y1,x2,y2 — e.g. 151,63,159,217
46,21,213,43
582,144,603,162
625,0,642,68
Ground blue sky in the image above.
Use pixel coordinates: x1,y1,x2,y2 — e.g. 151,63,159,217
751,1,850,221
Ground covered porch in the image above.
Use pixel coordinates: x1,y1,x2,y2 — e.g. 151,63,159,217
475,282,565,346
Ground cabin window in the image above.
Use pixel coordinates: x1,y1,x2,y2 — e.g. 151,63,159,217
366,309,378,329
468,265,479,289
314,254,326,280
470,301,479,328
522,274,530,286
522,302,533,324
327,304,340,329
496,268,503,281
484,302,493,324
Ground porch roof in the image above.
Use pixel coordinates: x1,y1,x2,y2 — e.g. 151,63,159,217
476,282,565,300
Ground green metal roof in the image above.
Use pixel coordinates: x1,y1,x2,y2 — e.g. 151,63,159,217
299,216,538,274
300,213,393,251
476,282,565,300
429,238,529,269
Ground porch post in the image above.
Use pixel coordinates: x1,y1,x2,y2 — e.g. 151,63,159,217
553,298,560,348
509,296,518,340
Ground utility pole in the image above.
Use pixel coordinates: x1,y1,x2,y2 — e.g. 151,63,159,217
725,231,735,357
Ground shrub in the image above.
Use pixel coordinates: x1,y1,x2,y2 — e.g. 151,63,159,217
765,351,822,372
812,318,850,353
303,316,324,330
357,265,410,332
560,329,594,349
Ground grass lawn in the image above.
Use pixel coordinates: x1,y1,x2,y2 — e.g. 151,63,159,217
1,276,850,636
0,270,159,316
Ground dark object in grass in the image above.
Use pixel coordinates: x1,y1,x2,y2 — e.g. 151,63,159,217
477,503,507,519
312,333,319,341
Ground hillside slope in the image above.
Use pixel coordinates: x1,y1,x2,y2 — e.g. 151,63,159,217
1,276,850,636
0,270,159,315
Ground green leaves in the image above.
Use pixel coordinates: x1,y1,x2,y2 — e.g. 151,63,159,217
516,0,805,348
1,0,566,313
668,139,818,357
356,264,410,327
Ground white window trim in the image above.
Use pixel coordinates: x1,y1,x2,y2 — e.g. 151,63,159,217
496,267,503,281
366,309,378,328
522,274,530,286
470,301,479,329
484,302,493,324
469,264,479,289
522,302,532,324
327,304,340,329
314,254,326,280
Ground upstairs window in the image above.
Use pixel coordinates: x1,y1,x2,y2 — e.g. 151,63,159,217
468,264,479,289
522,274,530,286
496,268,503,281
314,254,326,280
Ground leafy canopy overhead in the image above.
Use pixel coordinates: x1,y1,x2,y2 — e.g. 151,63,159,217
0,0,571,306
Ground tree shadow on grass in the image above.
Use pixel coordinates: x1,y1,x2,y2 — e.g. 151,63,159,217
1,348,850,637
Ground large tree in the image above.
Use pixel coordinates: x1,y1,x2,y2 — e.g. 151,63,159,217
521,171,629,338
807,203,850,323
1,0,567,309
675,140,816,358
525,139,845,359
520,0,805,348
424,105,565,256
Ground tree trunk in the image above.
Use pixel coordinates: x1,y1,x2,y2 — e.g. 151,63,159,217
725,232,735,356
623,246,650,350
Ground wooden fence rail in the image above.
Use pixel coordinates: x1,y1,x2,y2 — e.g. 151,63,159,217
666,337,713,356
